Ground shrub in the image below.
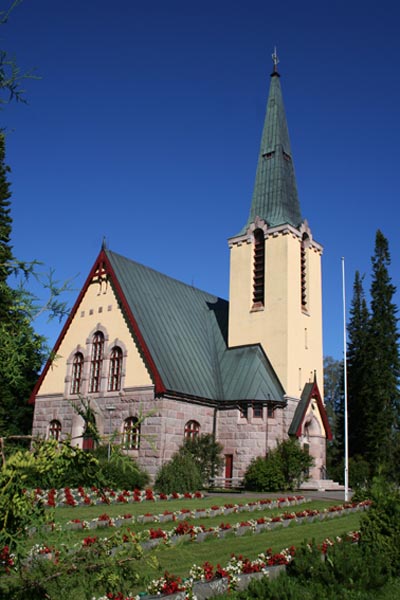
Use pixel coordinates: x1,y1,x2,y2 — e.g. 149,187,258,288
154,453,202,494
95,446,150,490
243,438,313,492
359,476,400,578
178,434,224,485
243,456,285,492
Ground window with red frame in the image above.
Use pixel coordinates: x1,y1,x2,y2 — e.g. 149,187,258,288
49,419,62,440
108,346,123,391
184,420,200,439
89,332,104,393
71,352,84,394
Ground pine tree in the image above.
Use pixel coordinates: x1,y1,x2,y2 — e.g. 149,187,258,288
364,230,400,473
347,271,370,458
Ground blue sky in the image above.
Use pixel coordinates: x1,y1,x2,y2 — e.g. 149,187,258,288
2,0,400,361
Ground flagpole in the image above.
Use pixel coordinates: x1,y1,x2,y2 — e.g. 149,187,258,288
342,257,349,501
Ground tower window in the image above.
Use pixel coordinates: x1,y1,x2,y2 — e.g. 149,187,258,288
108,346,123,391
300,233,309,310
71,352,84,395
253,229,265,306
89,331,104,393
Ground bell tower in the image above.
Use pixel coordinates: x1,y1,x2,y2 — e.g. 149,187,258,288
228,51,323,401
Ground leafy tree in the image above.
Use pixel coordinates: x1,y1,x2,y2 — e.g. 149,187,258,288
364,231,399,474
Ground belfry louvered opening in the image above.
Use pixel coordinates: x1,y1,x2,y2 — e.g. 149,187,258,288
253,228,265,306
300,233,309,310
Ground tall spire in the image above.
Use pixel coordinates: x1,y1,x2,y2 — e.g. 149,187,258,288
241,50,302,232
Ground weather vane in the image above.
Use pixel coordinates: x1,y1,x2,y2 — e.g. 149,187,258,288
272,46,279,72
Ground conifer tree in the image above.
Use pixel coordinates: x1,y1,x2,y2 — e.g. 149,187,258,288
347,271,370,458
364,230,400,473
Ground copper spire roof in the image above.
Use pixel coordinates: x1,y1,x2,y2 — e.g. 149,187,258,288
240,53,302,232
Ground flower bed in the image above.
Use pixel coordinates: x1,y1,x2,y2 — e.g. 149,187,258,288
30,486,204,508
97,531,361,599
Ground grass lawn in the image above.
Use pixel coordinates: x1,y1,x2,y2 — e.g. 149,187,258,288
20,494,364,596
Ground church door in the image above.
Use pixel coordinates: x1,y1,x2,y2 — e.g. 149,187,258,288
224,454,233,488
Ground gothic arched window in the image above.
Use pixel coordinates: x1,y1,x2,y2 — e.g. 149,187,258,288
253,228,265,306
108,346,123,392
49,419,62,440
71,352,84,395
89,331,104,393
184,420,200,439
123,417,140,450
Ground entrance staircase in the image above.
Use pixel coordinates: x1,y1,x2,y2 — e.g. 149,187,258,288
299,479,346,492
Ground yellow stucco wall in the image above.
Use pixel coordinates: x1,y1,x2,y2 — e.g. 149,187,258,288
37,277,152,396
228,228,323,399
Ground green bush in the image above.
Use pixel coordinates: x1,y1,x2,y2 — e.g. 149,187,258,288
154,452,202,494
243,455,285,491
94,446,150,490
360,476,400,578
178,434,224,485
243,438,313,492
348,455,370,490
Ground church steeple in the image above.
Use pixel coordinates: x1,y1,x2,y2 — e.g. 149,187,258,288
241,50,302,232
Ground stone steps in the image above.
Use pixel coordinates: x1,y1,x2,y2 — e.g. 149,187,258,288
299,479,346,491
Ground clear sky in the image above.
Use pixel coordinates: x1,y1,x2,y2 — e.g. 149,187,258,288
2,0,400,361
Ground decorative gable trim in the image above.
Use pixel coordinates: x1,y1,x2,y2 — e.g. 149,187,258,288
29,250,166,404
290,379,332,441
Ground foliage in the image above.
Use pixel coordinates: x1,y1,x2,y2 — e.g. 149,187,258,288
70,396,101,447
0,532,146,600
364,231,399,474
359,476,400,576
178,433,224,484
244,455,285,492
0,0,38,109
329,231,400,482
93,445,150,490
154,452,202,494
0,133,46,440
244,439,313,492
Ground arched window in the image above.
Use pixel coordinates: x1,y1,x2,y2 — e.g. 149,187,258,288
49,419,62,440
184,420,200,439
123,417,140,450
71,352,84,394
89,331,104,393
253,228,265,306
108,346,123,391
300,233,309,310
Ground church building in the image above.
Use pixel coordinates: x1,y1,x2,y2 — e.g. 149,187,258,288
30,55,332,484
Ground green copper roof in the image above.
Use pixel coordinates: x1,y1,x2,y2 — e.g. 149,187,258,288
240,70,302,233
106,249,285,403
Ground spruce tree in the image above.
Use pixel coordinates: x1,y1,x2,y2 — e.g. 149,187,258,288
365,230,399,474
347,271,370,458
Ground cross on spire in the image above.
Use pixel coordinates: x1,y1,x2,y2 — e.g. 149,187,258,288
272,46,279,74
